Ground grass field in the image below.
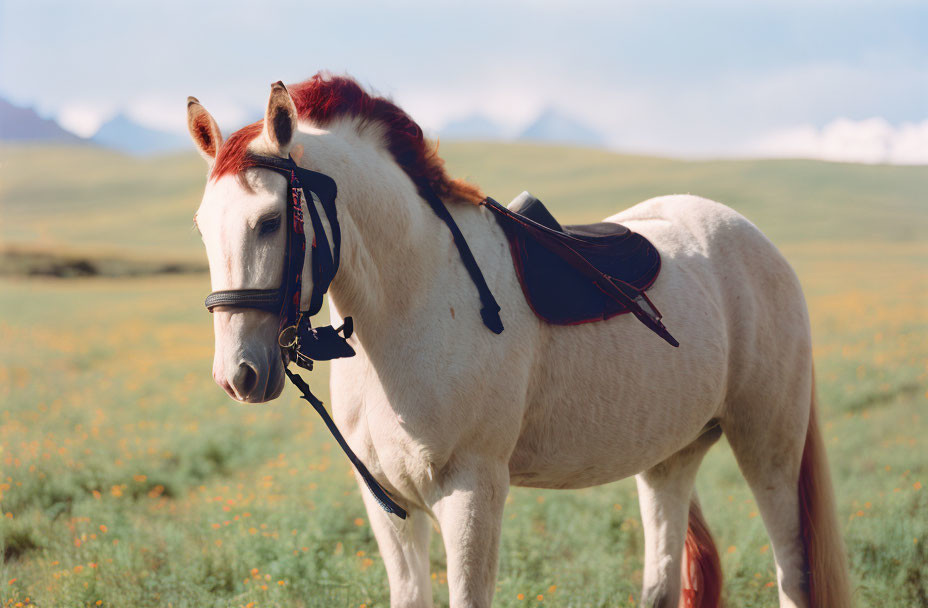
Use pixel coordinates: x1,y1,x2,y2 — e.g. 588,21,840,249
1,142,926,607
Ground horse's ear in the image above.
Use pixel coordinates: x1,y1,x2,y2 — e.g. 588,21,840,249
264,81,297,154
186,97,223,164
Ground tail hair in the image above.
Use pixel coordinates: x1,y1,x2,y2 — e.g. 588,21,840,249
680,497,723,608
798,373,852,607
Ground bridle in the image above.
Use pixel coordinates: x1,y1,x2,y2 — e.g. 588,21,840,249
204,153,354,369
202,151,504,389
203,153,406,518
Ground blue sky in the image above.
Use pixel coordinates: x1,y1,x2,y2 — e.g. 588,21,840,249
1,0,926,159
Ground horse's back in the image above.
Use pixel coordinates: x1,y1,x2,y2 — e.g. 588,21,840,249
611,194,765,260
612,194,812,413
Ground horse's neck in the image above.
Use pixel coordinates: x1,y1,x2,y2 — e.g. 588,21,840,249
331,194,446,330
317,132,477,344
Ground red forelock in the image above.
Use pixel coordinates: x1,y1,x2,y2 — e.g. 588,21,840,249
210,122,263,181
209,73,483,204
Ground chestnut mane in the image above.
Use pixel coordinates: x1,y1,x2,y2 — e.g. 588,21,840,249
211,73,483,204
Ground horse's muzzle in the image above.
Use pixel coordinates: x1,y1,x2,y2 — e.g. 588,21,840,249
215,352,285,403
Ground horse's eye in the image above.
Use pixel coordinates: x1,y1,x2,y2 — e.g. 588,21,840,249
259,216,281,236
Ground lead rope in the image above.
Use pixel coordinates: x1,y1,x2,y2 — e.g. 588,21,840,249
284,368,408,519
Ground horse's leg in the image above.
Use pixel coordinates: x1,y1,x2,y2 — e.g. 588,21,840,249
636,426,721,608
360,489,433,608
723,373,812,608
432,457,509,608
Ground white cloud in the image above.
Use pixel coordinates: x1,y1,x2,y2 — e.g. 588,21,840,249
748,118,928,164
890,121,928,165
57,103,113,138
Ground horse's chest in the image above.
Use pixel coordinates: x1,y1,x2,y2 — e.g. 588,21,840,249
345,416,439,506
331,361,441,502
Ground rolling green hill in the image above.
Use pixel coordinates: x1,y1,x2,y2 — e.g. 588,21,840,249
0,144,207,260
1,142,925,265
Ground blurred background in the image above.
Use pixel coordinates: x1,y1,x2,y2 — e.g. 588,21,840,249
1,1,925,606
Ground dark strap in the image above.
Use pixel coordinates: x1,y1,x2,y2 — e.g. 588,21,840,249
243,153,340,319
420,187,504,334
481,197,679,347
285,368,407,519
205,288,282,313
304,188,336,316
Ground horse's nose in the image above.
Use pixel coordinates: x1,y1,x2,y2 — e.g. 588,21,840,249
230,361,259,400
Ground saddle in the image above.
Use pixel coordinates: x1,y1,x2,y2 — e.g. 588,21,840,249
481,192,678,346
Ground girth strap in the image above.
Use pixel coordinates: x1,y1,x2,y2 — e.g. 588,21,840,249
420,187,504,334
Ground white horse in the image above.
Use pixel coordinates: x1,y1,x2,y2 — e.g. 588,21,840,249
187,74,851,608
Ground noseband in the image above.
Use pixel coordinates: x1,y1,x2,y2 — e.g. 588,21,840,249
203,153,405,518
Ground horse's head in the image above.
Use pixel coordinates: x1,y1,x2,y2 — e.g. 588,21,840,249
188,75,487,403
187,83,301,403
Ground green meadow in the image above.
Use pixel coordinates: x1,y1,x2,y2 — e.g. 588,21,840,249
1,143,926,607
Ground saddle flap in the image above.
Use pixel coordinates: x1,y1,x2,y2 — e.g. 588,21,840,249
502,194,662,326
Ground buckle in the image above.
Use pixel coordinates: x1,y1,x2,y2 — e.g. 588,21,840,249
278,314,302,348
280,314,356,372
294,350,315,371
633,294,661,322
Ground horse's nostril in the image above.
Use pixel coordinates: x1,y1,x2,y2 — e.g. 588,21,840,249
232,362,259,399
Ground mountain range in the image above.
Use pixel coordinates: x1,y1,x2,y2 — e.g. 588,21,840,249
3,95,607,153
0,97,189,155
440,114,509,141
440,107,606,147
90,113,188,155
0,98,86,144
518,108,605,147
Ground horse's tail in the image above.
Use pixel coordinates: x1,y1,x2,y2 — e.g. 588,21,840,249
798,372,852,607
680,496,723,608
